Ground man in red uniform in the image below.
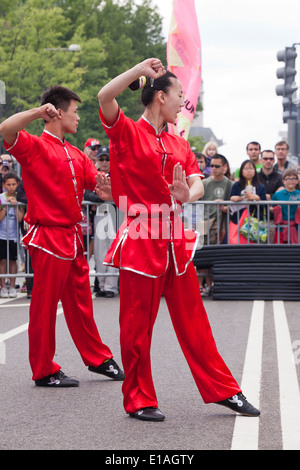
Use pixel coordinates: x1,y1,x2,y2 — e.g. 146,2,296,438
0,85,124,387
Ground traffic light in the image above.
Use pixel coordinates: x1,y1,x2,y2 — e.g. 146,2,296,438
276,46,298,122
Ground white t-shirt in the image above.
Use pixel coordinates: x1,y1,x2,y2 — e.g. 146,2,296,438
0,192,18,241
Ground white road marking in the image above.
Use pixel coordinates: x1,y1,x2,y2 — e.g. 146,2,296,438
0,294,96,362
0,303,31,308
273,300,300,450
0,341,5,365
0,304,63,364
231,300,264,450
0,293,27,304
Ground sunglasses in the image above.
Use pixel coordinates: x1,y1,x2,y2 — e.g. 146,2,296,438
98,156,109,162
210,164,222,168
262,157,274,161
90,145,100,151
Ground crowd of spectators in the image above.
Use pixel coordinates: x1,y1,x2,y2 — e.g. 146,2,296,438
1,136,300,299
194,139,300,295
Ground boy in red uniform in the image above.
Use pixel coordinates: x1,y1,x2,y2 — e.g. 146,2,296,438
97,58,260,420
0,86,124,387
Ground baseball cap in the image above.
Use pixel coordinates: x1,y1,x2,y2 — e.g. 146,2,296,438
84,138,101,149
97,146,109,158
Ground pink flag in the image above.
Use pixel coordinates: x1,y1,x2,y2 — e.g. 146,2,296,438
167,0,202,139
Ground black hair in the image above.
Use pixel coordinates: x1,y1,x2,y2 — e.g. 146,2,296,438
261,149,275,158
129,71,177,107
211,153,227,166
3,171,19,183
194,152,207,163
41,85,81,111
246,141,261,151
238,159,259,189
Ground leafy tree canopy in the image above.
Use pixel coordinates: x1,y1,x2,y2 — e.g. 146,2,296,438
0,0,166,148
188,135,206,153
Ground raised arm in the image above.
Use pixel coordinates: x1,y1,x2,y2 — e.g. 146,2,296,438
98,58,166,126
0,104,59,147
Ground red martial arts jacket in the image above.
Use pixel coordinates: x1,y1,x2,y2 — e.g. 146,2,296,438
4,130,98,259
99,108,203,277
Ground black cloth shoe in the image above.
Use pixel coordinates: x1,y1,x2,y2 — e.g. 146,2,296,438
215,393,260,416
129,407,165,422
95,289,105,297
88,358,125,381
35,370,79,388
104,291,115,298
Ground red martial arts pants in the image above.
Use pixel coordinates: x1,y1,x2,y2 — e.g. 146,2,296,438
28,246,113,381
119,258,241,414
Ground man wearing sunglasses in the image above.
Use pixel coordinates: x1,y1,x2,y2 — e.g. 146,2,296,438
200,154,233,295
84,138,101,168
97,145,110,174
202,154,234,221
258,150,283,200
1,153,14,170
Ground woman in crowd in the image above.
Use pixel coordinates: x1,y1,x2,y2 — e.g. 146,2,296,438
229,159,266,244
202,141,218,176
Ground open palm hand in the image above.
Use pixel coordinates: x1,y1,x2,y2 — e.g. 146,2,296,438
168,163,190,203
95,172,112,201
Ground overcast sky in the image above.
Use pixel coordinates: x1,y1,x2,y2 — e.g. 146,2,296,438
140,0,300,170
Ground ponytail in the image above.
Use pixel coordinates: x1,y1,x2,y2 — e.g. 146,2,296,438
128,71,177,107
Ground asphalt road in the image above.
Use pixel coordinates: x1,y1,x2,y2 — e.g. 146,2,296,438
1,290,300,453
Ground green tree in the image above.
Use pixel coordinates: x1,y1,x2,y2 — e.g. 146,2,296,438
92,0,166,130
188,135,206,153
0,0,87,136
0,0,166,148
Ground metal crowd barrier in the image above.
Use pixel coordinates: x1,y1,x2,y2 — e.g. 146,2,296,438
182,200,300,247
0,200,299,282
